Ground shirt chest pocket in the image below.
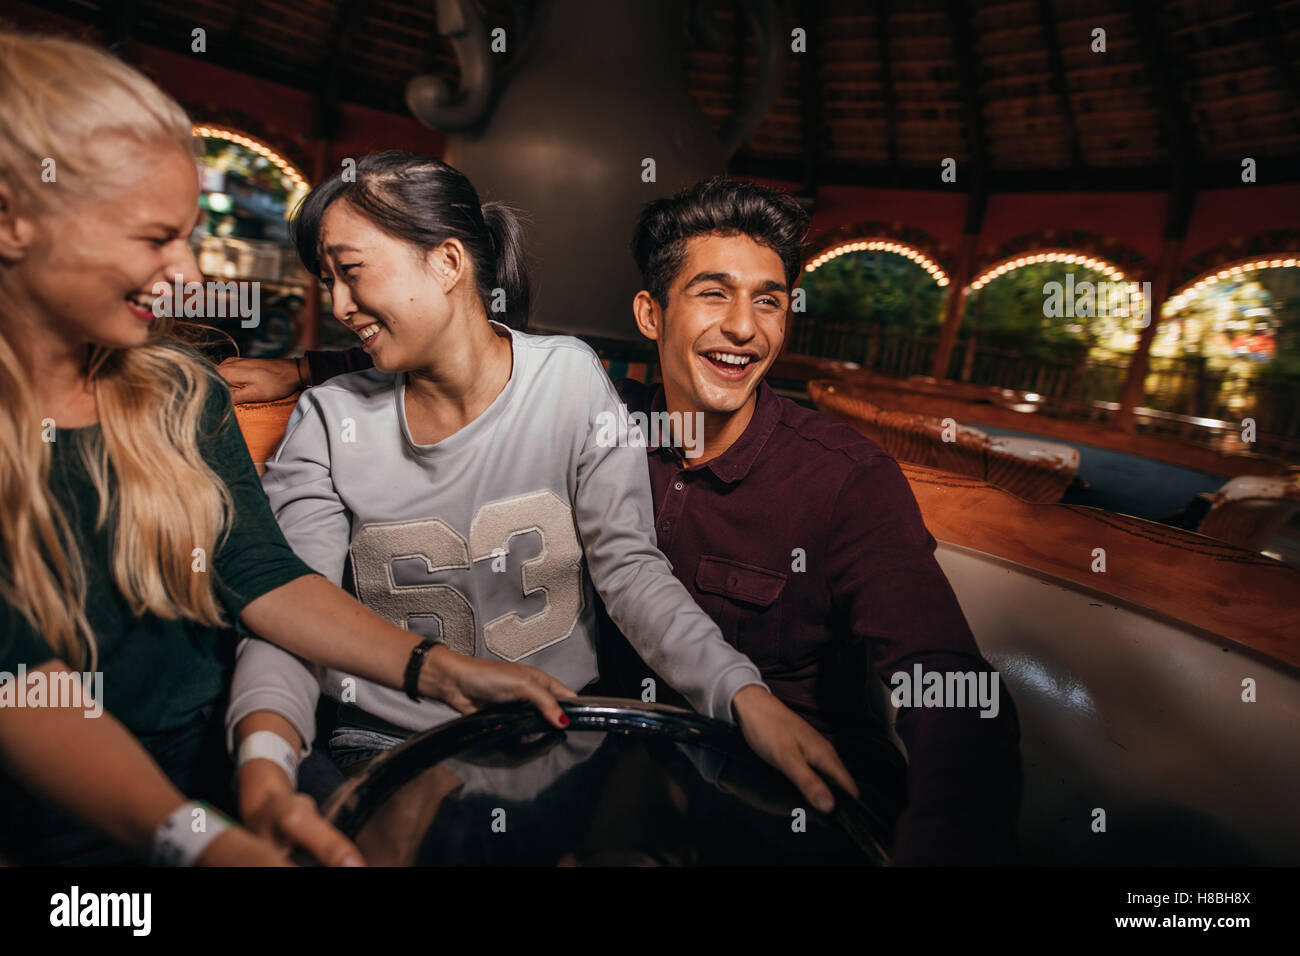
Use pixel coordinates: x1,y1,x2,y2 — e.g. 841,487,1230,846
694,555,787,667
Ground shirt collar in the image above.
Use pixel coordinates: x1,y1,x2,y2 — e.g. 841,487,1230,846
649,380,781,485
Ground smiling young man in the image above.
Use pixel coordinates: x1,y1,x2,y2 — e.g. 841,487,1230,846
602,177,1023,865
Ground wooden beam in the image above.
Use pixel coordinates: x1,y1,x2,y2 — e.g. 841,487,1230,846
1035,0,1083,170
300,0,369,351
313,0,369,141
876,0,900,170
944,0,988,232
1117,2,1200,432
1131,0,1198,232
1113,235,1183,436
799,0,827,199
103,0,140,54
930,232,978,380
931,0,988,381
732,0,746,122
1250,0,1300,129
728,154,1300,189
224,0,260,49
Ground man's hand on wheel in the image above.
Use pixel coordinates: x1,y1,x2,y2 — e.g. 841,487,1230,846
731,684,859,814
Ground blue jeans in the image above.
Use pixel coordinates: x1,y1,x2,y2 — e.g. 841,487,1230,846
0,699,232,866
328,726,407,773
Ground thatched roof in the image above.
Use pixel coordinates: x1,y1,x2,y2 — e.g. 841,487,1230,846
31,0,1300,189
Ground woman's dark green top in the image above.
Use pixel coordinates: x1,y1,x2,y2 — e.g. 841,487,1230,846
0,378,314,735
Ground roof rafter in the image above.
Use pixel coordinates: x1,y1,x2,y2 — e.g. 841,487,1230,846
799,0,827,198
875,0,900,171
944,0,989,233
1249,0,1300,131
1131,1,1198,237
1035,0,1082,170
313,0,369,140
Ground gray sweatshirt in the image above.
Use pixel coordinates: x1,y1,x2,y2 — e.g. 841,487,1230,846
225,325,766,753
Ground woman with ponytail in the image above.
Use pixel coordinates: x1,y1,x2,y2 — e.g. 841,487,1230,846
228,151,856,862
0,35,570,867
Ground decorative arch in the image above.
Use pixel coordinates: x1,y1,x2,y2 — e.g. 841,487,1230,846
968,249,1135,292
192,124,310,196
1165,229,1300,313
804,222,954,287
966,230,1152,293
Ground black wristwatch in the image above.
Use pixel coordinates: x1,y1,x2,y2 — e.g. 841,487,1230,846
404,638,438,702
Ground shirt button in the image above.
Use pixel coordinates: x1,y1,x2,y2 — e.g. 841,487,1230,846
673,481,684,491
661,521,671,532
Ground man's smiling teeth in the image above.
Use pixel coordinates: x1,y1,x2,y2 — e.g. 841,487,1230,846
357,324,380,341
705,351,753,366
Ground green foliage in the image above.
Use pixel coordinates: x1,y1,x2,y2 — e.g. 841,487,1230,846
801,252,945,331
961,263,1106,363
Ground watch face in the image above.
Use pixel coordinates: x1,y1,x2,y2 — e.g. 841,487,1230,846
323,698,900,866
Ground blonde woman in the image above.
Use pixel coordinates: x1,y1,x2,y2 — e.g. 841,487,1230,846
0,31,571,867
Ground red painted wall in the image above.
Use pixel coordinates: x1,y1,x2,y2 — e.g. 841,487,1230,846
1182,185,1300,262
740,177,967,249
979,192,1169,264
808,186,967,251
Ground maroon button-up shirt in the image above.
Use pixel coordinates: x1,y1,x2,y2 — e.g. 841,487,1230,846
612,378,1022,864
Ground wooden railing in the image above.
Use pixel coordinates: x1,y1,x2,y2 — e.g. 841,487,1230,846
786,319,1300,458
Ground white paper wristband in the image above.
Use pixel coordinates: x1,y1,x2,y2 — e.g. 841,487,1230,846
150,800,233,867
236,730,301,788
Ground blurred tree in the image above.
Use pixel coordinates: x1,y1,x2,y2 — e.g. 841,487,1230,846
801,252,945,331
1154,266,1300,421
959,262,1109,364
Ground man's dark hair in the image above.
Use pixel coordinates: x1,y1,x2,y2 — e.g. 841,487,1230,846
630,176,810,307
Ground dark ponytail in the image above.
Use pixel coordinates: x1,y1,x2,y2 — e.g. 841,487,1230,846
292,150,531,327
480,200,531,328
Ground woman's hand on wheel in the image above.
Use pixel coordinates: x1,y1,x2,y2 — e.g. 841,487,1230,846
423,645,576,729
195,825,296,866
237,760,365,867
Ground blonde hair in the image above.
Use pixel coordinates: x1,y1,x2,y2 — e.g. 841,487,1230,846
0,31,234,671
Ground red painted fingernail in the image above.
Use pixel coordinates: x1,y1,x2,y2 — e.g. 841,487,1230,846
559,714,570,727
